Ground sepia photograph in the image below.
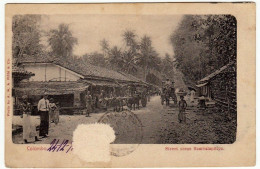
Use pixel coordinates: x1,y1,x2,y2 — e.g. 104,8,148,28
11,13,237,145
4,2,256,168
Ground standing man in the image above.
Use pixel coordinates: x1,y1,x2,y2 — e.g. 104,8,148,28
38,93,50,137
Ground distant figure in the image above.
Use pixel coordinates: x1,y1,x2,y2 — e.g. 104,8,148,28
20,95,41,143
175,88,180,102
99,90,107,110
126,86,131,97
85,91,92,117
38,93,50,138
165,78,171,86
109,91,115,98
100,90,105,100
178,95,187,123
53,102,60,125
190,90,195,103
147,90,151,102
49,98,58,123
170,81,175,91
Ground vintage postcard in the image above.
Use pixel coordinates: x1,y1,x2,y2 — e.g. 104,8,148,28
5,3,255,167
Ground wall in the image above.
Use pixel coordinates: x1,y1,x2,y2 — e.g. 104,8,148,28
209,64,237,114
22,63,81,82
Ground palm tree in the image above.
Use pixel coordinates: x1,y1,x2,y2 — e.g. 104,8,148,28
48,23,78,58
137,35,160,81
122,30,140,74
107,46,124,71
100,39,110,58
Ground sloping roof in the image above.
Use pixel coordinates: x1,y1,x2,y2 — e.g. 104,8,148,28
198,62,235,84
12,64,35,77
19,55,140,83
55,59,133,82
18,54,52,63
196,82,208,87
118,72,149,86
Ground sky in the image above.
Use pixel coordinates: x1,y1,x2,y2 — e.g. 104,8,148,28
40,14,183,58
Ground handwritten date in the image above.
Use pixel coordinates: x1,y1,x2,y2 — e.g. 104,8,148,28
47,139,73,153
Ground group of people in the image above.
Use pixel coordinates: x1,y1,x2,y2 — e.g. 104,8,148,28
19,93,59,143
84,87,152,117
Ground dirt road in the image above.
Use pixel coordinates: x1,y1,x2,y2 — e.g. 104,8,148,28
13,95,236,144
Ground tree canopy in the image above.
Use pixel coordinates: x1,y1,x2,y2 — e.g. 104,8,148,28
170,15,237,82
48,23,78,59
13,15,180,86
12,15,43,62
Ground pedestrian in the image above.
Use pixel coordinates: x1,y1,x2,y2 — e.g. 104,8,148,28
38,93,50,137
54,102,60,125
127,86,131,97
20,95,41,143
147,90,151,102
190,90,195,103
49,98,57,123
85,91,92,117
99,90,106,110
165,78,171,87
109,91,114,98
178,95,187,123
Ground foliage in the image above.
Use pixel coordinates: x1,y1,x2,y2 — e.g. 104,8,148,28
161,53,175,77
83,52,107,68
48,23,78,58
100,39,110,58
12,15,43,61
121,30,140,73
170,15,237,82
107,46,124,71
91,30,165,84
137,35,161,80
13,15,175,86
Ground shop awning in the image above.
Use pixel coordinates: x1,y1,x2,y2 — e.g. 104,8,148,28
14,87,88,96
14,81,88,96
84,79,120,87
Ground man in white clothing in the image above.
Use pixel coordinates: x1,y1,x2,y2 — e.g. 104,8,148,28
38,93,50,137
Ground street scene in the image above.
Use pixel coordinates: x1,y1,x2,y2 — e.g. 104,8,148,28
13,94,236,144
12,14,237,144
